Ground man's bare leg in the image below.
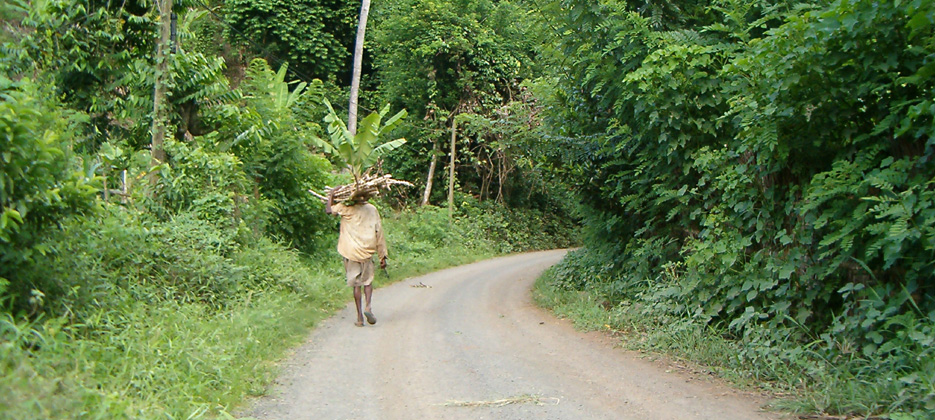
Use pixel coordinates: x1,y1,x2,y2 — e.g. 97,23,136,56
363,285,376,324
353,286,364,326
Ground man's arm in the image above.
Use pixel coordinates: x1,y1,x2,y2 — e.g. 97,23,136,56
325,188,337,215
375,216,388,269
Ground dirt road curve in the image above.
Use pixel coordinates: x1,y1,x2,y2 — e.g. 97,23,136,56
244,250,779,420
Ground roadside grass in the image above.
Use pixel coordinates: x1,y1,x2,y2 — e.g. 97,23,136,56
1,259,346,419
532,271,796,405
1,204,565,419
533,268,935,420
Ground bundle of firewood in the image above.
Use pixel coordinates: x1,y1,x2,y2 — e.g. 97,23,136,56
309,173,412,203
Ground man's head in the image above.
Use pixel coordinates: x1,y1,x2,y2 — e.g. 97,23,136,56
345,193,375,206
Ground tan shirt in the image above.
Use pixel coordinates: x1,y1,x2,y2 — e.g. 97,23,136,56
332,202,388,262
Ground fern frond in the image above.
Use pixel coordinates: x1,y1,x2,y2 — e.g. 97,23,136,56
656,29,703,45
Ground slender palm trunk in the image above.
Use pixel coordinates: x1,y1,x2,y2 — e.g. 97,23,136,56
422,141,438,206
347,0,371,135
448,117,457,218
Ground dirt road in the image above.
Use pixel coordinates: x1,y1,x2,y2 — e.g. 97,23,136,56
244,250,779,420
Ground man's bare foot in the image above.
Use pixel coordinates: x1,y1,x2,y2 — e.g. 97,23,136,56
354,320,365,327
364,311,377,325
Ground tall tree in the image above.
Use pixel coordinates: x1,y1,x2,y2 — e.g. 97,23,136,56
347,0,371,135
150,0,173,187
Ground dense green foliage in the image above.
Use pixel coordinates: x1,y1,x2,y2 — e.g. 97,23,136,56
536,0,934,416
222,0,359,82
4,0,158,150
0,0,579,418
213,59,334,252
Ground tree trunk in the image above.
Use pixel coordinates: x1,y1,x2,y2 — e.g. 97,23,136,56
103,167,110,201
496,148,505,204
421,141,438,206
121,170,129,204
150,0,172,189
347,0,371,135
448,117,457,218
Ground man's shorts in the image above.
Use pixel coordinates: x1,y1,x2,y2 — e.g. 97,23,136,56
344,257,375,287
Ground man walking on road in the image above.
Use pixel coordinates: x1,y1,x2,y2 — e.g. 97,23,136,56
326,188,388,327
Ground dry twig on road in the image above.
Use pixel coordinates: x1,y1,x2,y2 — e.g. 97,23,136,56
442,394,560,408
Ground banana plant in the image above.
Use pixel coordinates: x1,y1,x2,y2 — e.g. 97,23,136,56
315,98,408,181
269,64,307,113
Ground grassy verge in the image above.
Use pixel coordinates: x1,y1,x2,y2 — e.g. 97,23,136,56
532,270,805,412
533,262,934,420
532,272,769,389
1,291,339,419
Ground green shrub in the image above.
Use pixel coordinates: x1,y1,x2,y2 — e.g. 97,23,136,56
11,202,343,321
221,60,335,254
0,76,99,313
455,195,580,253
155,137,265,228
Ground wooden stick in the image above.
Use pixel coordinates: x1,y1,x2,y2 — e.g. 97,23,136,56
308,189,328,202
309,174,412,203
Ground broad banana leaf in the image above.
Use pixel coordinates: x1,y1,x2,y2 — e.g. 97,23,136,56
363,138,407,169
382,109,408,134
356,111,382,160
